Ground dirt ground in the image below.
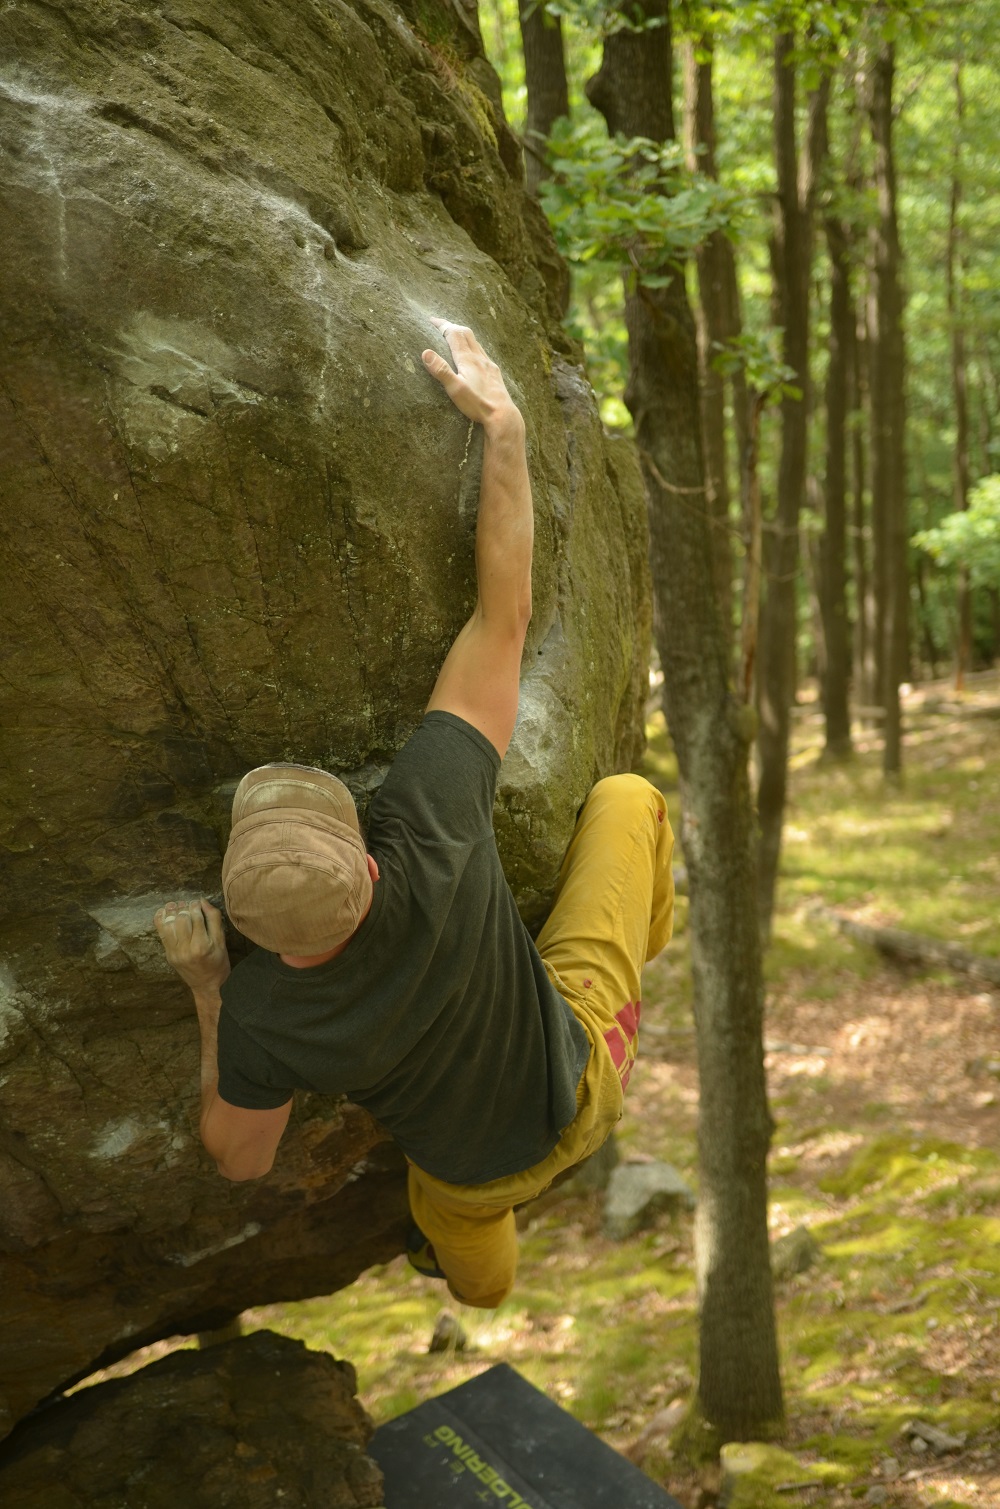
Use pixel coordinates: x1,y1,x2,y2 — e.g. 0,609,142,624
640,963,1000,1508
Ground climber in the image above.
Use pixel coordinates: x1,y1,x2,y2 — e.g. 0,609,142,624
154,319,674,1309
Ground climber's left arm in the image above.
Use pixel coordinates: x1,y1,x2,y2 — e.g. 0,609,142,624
154,899,290,1180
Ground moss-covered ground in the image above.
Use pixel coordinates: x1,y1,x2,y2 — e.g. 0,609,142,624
89,674,1000,1506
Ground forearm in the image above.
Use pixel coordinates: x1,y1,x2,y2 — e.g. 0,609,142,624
192,986,224,1143
191,988,288,1181
153,899,275,1179
192,986,256,1177
475,407,533,628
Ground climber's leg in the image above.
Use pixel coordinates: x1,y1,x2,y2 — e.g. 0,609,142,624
536,773,674,1097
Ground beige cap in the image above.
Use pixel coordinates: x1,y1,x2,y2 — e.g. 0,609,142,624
221,763,371,955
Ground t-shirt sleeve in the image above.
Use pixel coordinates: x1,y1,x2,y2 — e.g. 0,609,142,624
370,711,501,845
216,1005,295,1110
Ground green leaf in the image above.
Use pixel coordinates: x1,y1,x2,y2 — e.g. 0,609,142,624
913,476,1000,590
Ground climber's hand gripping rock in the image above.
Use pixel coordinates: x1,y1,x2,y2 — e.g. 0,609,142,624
154,899,231,995
421,319,519,434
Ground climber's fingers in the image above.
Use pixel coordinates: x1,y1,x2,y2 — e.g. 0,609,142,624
430,317,475,353
153,900,230,992
421,344,465,405
197,898,227,950
422,319,513,428
155,901,194,947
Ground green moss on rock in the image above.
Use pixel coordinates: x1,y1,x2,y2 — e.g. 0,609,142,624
720,1441,846,1507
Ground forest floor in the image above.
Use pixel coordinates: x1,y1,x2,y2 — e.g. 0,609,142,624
91,671,1000,1507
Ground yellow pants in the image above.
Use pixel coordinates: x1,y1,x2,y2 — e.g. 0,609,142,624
407,774,675,1308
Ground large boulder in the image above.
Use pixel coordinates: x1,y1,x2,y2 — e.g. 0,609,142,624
0,1331,385,1507
0,0,651,1439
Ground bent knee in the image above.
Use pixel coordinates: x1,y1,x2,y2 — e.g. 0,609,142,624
589,773,665,821
452,1280,514,1309
591,772,657,798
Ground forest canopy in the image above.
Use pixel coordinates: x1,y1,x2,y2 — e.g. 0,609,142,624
483,0,1000,685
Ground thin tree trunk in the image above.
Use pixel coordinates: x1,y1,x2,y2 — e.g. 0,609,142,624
976,356,993,481
587,0,783,1442
976,337,998,475
866,42,908,775
914,553,941,679
947,61,972,689
853,278,874,710
821,185,854,757
807,480,826,676
756,39,826,937
683,40,749,642
866,222,887,710
814,84,850,760
518,0,570,196
740,392,767,704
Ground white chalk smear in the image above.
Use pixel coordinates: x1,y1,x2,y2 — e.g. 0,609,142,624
166,1222,263,1268
0,962,24,1048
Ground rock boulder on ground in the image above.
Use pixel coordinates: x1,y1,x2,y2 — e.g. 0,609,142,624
770,1223,822,1282
602,1161,696,1241
719,1442,837,1506
0,1331,385,1508
0,0,650,1439
428,1309,468,1353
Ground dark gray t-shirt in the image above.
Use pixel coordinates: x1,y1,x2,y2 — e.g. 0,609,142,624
216,711,589,1185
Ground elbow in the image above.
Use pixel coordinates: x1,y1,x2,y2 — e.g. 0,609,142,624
474,594,531,641
201,1126,274,1182
518,588,532,629
215,1154,273,1182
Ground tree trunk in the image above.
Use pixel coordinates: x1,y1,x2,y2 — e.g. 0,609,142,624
804,476,826,684
947,61,972,689
740,391,767,704
820,178,854,757
866,229,887,707
683,40,749,644
975,334,998,478
587,0,783,1442
866,42,908,774
518,0,570,196
756,39,826,936
853,279,875,710
914,552,942,678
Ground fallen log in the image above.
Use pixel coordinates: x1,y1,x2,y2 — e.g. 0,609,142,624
918,702,1000,721
810,906,1000,988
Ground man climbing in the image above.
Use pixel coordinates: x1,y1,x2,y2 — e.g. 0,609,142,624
154,320,674,1309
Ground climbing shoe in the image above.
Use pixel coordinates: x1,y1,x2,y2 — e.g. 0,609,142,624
406,1224,447,1281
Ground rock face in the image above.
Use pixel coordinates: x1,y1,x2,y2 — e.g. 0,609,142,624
0,1332,385,1507
0,0,650,1439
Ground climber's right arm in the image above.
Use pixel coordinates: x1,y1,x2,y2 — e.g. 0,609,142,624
154,898,290,1179
200,1081,292,1182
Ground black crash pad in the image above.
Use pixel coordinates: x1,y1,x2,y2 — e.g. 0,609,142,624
369,1362,683,1508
